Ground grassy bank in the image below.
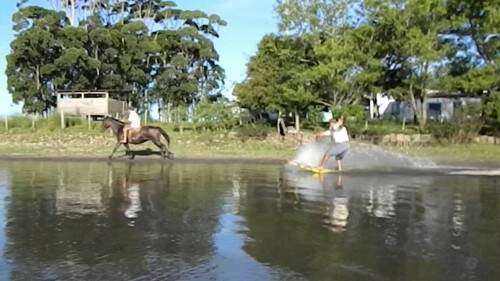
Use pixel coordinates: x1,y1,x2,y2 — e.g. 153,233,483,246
0,129,298,159
1,116,500,164
396,144,500,165
3,129,500,165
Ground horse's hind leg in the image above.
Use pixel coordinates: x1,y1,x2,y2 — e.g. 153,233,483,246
161,143,174,159
152,140,168,159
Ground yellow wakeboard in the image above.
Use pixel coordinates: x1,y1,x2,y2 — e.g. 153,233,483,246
298,164,335,174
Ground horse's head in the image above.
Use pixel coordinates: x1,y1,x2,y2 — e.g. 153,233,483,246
102,116,125,132
102,116,113,129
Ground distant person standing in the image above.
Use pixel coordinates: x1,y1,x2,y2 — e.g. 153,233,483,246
277,115,287,141
316,116,350,171
121,107,141,143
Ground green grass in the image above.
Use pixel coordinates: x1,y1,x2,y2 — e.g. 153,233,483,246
2,115,500,164
396,144,500,164
0,115,298,159
0,129,297,159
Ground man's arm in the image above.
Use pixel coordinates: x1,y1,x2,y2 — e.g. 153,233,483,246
315,130,331,141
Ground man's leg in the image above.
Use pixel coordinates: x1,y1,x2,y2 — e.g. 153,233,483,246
320,145,339,168
336,159,342,171
319,153,331,168
121,127,129,143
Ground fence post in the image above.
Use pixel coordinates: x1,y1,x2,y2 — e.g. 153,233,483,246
87,115,92,131
4,116,8,131
60,110,65,129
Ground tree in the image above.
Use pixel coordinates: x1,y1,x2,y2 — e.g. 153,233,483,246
234,34,316,131
366,0,449,128
236,1,383,130
6,7,67,114
440,0,499,129
275,0,359,35
302,25,382,109
8,1,226,115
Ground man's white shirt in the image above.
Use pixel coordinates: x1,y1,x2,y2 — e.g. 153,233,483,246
128,111,141,128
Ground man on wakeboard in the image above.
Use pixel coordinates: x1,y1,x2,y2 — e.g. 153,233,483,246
316,116,350,171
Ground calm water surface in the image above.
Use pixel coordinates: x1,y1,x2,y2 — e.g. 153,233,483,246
0,160,498,281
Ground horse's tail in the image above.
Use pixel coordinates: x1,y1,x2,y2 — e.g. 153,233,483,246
158,127,170,146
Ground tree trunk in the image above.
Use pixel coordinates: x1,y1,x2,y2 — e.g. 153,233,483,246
294,108,300,132
421,97,427,128
158,99,162,122
95,46,100,77
409,84,422,129
35,65,41,91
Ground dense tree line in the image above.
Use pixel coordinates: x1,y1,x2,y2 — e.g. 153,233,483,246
234,0,499,130
7,0,226,115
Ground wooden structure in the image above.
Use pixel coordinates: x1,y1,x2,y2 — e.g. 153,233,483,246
56,91,128,118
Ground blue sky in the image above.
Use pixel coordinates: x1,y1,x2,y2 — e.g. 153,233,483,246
0,0,278,115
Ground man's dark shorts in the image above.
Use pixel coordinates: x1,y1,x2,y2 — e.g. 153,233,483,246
327,142,349,160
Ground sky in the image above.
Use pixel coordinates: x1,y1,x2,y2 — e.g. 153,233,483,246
0,0,278,116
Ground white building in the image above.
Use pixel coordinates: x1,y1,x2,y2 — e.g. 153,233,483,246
367,91,483,122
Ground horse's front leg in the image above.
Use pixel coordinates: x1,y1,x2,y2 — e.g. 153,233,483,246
109,142,121,159
124,143,135,160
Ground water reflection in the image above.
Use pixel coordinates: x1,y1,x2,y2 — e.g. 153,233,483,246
0,161,498,281
0,161,235,280
119,176,142,225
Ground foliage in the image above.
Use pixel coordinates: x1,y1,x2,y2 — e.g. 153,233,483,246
275,0,359,35
334,104,366,123
193,99,240,130
426,105,483,143
2,114,96,133
302,107,324,130
234,124,273,140
482,91,500,135
484,91,500,123
349,120,418,137
234,35,315,111
235,0,499,132
8,1,226,114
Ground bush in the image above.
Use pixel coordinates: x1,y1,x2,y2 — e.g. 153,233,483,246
346,120,418,137
1,114,105,133
482,91,500,136
234,123,272,140
7,116,32,129
303,107,325,130
334,104,366,123
194,99,239,130
427,105,483,143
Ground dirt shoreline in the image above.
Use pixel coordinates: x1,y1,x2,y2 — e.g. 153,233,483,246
0,154,288,165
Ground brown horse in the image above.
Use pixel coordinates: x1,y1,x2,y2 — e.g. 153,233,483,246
103,116,173,160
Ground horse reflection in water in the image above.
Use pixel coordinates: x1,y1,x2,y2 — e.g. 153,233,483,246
119,175,142,226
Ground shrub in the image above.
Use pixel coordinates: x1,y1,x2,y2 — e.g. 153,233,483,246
303,107,325,130
334,104,366,123
427,105,483,143
194,99,239,130
7,116,32,128
482,91,500,136
234,123,272,140
346,120,418,137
